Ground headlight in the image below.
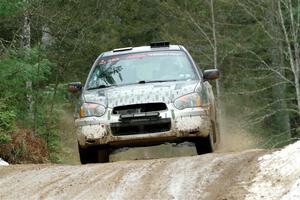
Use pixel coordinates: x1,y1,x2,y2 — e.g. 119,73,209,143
173,93,202,110
79,103,106,118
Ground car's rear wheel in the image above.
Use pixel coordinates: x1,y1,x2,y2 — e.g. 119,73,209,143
78,144,110,164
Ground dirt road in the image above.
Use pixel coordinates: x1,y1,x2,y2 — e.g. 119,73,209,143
1,141,300,200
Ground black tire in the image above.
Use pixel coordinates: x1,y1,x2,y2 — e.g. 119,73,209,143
78,144,98,164
194,134,214,155
98,147,110,163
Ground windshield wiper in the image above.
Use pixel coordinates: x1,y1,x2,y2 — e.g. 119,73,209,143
138,80,178,84
87,84,115,90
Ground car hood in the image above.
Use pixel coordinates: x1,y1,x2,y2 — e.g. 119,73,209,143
83,80,199,108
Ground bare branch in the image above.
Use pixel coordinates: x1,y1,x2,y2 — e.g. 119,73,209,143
227,81,290,95
186,12,214,49
237,0,274,40
247,49,294,84
278,0,296,74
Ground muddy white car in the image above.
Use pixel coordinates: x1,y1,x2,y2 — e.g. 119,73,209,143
69,42,220,164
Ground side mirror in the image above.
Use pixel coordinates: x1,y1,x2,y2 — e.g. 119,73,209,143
68,82,82,93
203,69,219,81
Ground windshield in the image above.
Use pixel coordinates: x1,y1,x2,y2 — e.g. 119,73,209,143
86,51,197,89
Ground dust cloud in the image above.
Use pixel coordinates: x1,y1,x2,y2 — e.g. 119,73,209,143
217,116,261,152
59,111,80,164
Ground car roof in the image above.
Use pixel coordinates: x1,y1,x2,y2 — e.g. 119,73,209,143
102,45,182,57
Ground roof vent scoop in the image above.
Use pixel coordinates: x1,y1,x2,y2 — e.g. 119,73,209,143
113,47,133,52
150,41,170,48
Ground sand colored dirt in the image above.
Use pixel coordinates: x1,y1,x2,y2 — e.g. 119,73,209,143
0,150,264,200
1,141,300,200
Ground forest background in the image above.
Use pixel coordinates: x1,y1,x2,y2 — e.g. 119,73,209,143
0,0,299,163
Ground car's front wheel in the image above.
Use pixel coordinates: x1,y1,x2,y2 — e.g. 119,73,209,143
194,135,214,155
98,147,110,163
78,144,110,164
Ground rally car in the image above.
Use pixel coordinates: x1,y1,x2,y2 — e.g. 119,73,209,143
68,42,220,164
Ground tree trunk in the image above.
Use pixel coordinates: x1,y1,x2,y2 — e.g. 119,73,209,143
21,9,31,48
278,0,300,117
286,0,300,116
42,26,52,46
21,2,34,132
295,72,300,115
210,0,222,135
210,0,220,102
268,0,291,135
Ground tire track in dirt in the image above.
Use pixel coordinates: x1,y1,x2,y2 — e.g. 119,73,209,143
0,149,268,200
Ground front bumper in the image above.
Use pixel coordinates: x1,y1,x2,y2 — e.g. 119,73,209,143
75,106,211,148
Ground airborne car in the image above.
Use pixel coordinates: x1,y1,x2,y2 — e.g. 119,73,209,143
69,42,220,164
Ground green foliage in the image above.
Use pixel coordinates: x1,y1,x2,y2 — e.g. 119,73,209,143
0,47,51,119
0,96,15,144
32,84,70,162
0,0,24,17
0,0,24,46
0,46,60,162
0,134,11,144
0,110,16,131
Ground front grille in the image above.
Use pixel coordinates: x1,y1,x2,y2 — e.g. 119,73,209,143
112,103,167,115
110,118,171,136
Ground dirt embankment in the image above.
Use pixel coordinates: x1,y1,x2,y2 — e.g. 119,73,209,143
1,141,300,200
0,149,267,200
